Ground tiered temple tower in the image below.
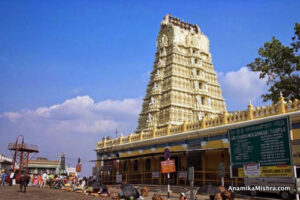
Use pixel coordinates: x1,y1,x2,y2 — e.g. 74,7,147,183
136,14,226,132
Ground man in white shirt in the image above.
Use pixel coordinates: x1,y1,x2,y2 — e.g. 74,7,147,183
40,172,48,188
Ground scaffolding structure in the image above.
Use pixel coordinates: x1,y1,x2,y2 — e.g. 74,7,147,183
8,135,39,178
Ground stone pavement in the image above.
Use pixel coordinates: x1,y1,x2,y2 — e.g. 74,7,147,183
0,185,282,200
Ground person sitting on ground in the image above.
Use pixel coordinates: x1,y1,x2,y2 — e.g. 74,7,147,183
215,184,234,200
179,192,186,200
73,179,83,191
82,177,87,187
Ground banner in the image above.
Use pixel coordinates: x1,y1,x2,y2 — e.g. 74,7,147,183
178,171,187,179
76,164,82,172
161,160,176,174
152,171,160,178
243,163,260,177
238,165,292,177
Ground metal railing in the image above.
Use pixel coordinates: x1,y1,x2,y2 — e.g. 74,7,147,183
100,170,244,187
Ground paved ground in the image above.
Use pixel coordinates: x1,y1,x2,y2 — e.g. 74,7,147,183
0,186,103,200
0,185,284,200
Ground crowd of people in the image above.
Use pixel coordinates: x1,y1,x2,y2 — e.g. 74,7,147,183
1,169,234,200
0,169,97,192
27,172,97,192
0,169,142,199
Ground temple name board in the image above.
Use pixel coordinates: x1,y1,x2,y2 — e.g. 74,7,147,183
229,117,292,177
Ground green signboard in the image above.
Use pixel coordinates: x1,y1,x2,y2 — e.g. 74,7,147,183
229,117,292,177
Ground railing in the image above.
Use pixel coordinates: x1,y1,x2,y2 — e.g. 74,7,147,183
100,170,244,187
97,97,300,149
8,143,39,151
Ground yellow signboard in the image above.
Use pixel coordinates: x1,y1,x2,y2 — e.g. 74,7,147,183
238,165,292,177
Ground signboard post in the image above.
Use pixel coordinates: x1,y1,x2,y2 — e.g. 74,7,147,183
218,163,225,186
163,148,171,200
188,167,194,200
229,117,292,178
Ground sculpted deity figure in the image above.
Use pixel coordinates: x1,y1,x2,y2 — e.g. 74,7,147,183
197,113,203,121
173,43,181,53
207,97,211,106
147,113,153,122
204,83,208,91
200,70,204,78
191,57,195,65
153,82,158,89
161,14,170,26
194,81,198,89
186,34,191,46
158,58,165,67
193,69,197,76
196,95,201,105
152,97,155,104
161,34,168,46
156,69,160,75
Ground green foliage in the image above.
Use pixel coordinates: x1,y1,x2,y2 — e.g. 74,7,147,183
248,23,300,103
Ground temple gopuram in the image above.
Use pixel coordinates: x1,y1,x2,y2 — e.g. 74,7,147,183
95,14,300,186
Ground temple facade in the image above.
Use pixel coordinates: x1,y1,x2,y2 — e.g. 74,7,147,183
136,14,226,132
95,15,300,187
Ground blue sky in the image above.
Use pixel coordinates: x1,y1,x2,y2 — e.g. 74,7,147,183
0,0,299,176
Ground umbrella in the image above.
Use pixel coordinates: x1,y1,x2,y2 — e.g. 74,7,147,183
120,184,140,199
197,185,221,195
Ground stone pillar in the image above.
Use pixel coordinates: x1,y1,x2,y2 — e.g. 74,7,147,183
247,101,254,120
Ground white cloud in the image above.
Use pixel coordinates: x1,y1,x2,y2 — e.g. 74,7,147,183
0,96,143,176
1,96,142,134
218,67,268,110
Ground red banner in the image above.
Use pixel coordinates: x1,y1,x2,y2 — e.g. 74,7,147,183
161,160,176,174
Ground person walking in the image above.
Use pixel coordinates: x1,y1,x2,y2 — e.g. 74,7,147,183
40,172,48,188
1,170,7,186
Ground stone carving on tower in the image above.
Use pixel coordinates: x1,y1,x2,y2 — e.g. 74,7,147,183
136,14,226,132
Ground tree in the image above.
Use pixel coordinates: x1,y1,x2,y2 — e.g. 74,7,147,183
247,23,300,103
